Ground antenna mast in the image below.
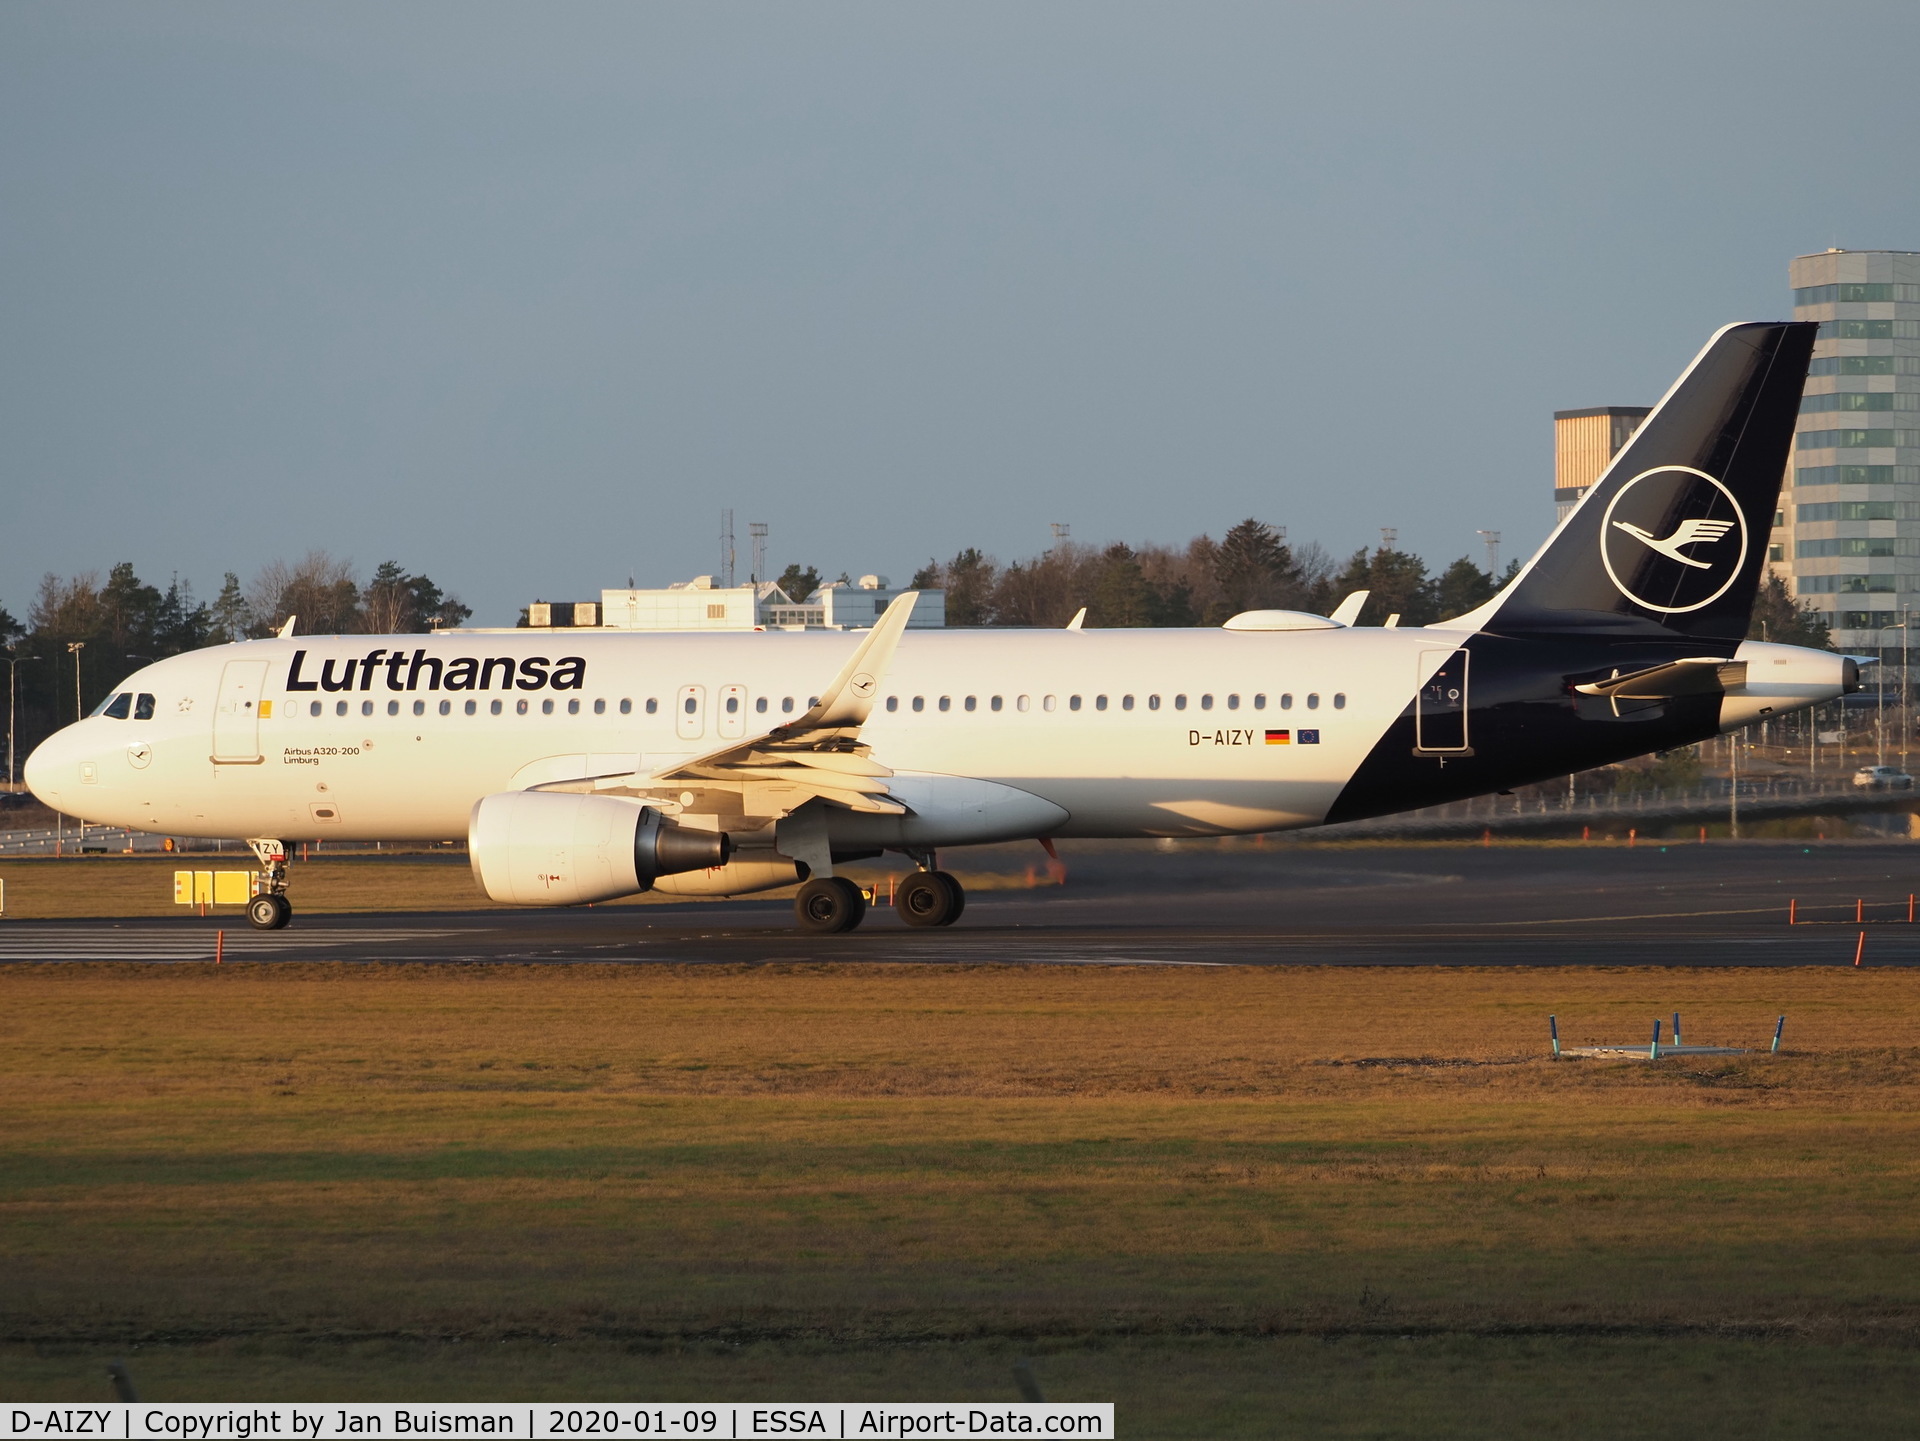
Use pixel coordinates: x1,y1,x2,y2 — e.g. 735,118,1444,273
719,509,735,588
1477,529,1501,576
748,522,768,586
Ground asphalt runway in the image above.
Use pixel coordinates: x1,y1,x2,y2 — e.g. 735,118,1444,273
7,841,1920,965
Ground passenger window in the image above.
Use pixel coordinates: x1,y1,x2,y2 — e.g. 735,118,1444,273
544,699,556,715
1280,694,1293,710
336,701,348,717
683,696,697,715
725,695,739,714
1200,694,1213,711
965,696,977,711
1333,693,1346,709
312,701,323,717
1122,695,1134,710
1226,694,1239,710
1253,694,1265,710
414,700,426,716
619,698,631,715
491,699,504,715
808,696,819,708
1043,695,1057,712
1174,695,1187,711
387,700,399,716
568,699,579,715
755,696,768,713
464,700,476,715
782,697,795,714
1017,695,1030,712
991,696,1003,712
135,693,155,720
913,696,925,712
939,696,951,712
101,693,132,719
594,698,607,715
645,698,658,715
887,696,899,712
1069,695,1082,711
516,699,529,715
1307,693,1320,709
1095,695,1107,711
1149,695,1161,711
360,700,373,717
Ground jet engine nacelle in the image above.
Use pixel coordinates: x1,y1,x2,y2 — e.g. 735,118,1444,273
651,855,806,897
468,790,730,906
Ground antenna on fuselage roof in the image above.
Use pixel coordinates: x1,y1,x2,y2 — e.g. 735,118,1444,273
277,616,296,638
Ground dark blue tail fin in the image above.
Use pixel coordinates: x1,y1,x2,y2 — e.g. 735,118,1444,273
1483,322,1816,641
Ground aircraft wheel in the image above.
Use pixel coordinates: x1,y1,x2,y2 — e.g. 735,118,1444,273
932,871,964,925
794,876,867,934
896,871,962,928
247,895,287,931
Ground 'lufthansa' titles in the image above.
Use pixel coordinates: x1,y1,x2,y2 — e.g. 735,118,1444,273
285,648,586,694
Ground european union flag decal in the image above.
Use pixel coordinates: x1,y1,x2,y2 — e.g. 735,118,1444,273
1298,729,1320,744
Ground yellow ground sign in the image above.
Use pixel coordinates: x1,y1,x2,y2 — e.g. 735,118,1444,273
173,871,255,905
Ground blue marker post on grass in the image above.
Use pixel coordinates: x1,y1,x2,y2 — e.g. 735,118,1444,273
1673,1012,1682,1047
1549,1014,1560,1059
1772,1015,1786,1054
1649,1018,1662,1060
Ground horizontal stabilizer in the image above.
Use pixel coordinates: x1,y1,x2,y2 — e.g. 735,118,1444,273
1573,658,1747,699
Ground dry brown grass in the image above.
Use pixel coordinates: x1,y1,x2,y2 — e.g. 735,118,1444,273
4,963,1920,1426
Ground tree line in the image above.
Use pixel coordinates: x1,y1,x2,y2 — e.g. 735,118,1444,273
2,552,469,765
893,518,1829,647
903,518,1514,629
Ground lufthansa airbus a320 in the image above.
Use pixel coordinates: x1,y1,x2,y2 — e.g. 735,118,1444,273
27,322,1854,933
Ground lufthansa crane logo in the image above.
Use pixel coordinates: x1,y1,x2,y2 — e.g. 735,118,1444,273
1599,466,1748,615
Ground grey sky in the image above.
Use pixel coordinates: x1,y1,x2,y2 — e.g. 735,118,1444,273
4,1,1916,624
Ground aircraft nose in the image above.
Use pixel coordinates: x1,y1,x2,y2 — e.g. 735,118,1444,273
23,725,83,812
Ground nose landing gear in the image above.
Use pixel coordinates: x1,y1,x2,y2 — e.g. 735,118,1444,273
245,838,293,930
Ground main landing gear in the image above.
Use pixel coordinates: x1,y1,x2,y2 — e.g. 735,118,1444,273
790,867,967,934
894,870,965,928
246,838,293,930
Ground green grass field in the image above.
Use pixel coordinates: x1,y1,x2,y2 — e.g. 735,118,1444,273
4,963,1919,1435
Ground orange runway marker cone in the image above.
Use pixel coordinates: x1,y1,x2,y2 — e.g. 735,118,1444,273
1855,931,1867,967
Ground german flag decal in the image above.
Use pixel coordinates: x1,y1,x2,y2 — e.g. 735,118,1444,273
1264,729,1290,744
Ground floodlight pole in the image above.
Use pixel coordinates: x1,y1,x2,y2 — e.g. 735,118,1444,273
5,651,35,787
66,641,85,724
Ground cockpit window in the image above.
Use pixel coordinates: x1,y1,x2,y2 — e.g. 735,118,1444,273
95,693,132,719
134,693,156,720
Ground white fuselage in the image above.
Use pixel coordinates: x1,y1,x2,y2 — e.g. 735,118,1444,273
25,625,1452,843
24,626,1853,853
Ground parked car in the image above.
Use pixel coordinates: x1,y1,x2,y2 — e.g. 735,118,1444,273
1853,765,1915,789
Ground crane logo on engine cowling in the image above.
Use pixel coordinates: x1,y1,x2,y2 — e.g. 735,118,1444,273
1599,466,1748,615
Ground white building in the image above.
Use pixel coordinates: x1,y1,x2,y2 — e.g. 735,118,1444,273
525,575,945,632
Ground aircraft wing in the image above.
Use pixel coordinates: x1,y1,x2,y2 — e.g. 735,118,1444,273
651,591,920,815
1572,657,1747,699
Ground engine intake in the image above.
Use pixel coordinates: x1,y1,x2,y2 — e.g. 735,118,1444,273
469,790,730,906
